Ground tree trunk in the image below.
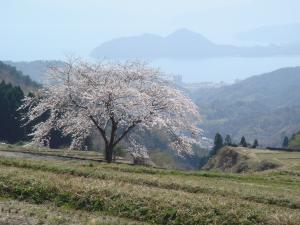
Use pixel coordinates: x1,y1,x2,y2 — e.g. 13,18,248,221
105,145,114,163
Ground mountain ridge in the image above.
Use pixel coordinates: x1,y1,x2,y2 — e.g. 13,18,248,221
192,66,300,147
91,29,300,59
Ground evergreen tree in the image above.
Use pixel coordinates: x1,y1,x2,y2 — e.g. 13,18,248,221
240,136,247,147
224,134,232,146
252,139,258,148
210,133,223,156
282,136,289,148
0,81,25,143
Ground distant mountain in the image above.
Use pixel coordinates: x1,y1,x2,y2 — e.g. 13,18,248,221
0,61,40,93
91,29,233,59
192,67,300,147
5,60,64,83
237,23,300,44
91,29,300,59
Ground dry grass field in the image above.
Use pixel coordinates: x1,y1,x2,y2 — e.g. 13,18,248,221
0,144,299,224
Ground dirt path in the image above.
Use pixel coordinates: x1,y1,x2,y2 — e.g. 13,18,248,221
0,150,100,162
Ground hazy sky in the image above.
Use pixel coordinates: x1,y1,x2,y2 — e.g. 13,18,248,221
1,0,299,60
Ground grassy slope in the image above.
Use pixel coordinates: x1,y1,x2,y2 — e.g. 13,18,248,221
289,132,300,149
0,145,299,224
255,149,300,170
0,198,148,225
204,146,300,173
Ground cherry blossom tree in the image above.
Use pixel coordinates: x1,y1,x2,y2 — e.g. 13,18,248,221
20,59,202,163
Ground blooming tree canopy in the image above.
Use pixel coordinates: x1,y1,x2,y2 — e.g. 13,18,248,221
20,60,202,163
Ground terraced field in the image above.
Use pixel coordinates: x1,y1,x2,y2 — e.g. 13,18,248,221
0,145,299,224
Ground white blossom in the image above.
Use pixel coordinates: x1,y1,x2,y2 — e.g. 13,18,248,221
20,59,203,162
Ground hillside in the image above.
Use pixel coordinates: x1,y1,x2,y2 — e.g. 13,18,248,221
0,144,299,224
0,61,40,93
290,132,300,149
4,60,64,83
203,146,300,173
193,67,300,147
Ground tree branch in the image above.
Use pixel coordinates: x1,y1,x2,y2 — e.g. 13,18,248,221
113,120,141,147
89,115,108,146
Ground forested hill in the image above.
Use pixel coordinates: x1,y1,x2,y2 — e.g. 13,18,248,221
4,60,64,83
193,67,300,147
0,61,40,93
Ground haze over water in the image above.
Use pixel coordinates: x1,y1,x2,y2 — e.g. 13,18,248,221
2,0,300,83
152,56,300,83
